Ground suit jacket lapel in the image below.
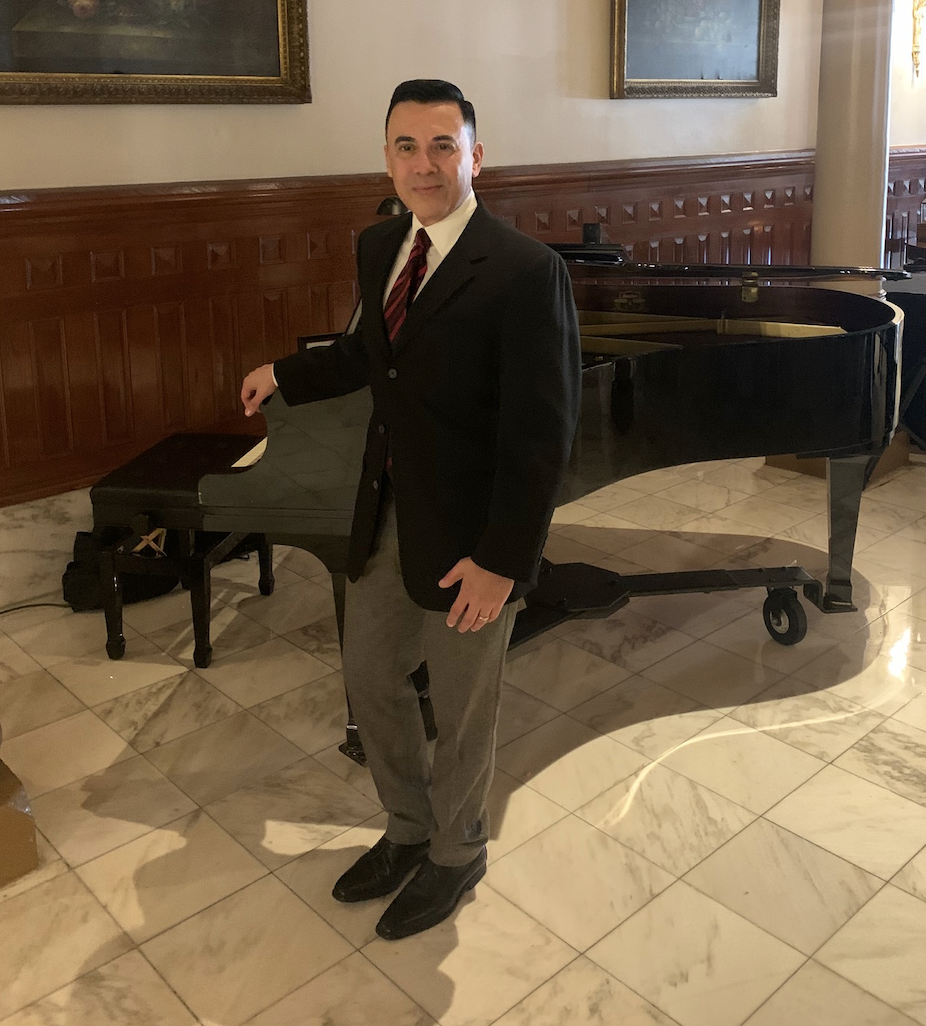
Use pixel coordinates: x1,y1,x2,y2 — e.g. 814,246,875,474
392,203,492,357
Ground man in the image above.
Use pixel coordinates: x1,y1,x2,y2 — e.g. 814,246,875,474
241,79,580,940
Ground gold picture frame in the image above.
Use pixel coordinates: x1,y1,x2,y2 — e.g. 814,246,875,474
611,0,779,99
0,0,309,104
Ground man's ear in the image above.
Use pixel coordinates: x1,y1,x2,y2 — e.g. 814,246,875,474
472,141,485,178
384,143,394,179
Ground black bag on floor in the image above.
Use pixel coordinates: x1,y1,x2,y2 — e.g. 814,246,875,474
62,528,180,612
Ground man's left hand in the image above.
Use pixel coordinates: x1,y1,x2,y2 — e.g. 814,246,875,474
439,558,514,633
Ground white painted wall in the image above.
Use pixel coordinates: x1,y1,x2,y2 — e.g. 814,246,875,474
890,0,926,145
0,0,823,191
0,0,921,193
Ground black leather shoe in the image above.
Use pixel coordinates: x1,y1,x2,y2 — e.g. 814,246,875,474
332,837,430,903
375,847,487,940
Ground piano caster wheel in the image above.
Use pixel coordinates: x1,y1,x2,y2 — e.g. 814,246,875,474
763,589,807,646
106,637,126,660
193,645,213,669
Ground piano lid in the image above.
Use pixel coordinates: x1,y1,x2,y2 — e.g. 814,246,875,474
549,238,911,284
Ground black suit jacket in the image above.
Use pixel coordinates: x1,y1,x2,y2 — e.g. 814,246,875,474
273,200,581,611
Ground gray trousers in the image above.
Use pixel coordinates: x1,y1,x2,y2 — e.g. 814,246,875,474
341,493,517,866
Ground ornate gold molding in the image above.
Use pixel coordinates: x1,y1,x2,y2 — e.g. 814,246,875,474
915,0,925,77
0,0,309,105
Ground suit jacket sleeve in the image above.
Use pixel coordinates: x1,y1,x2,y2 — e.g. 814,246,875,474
273,322,369,406
470,249,581,582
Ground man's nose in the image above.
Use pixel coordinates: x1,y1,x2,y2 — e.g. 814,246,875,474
410,149,438,173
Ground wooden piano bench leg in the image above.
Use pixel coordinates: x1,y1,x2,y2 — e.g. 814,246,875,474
257,535,274,596
188,556,213,669
99,548,126,660
178,530,194,591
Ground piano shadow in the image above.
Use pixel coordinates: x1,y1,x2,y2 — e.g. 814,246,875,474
491,520,914,837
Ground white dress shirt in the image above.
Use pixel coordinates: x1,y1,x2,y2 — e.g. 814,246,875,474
383,189,478,304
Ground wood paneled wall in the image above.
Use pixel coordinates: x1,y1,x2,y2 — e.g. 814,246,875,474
1,148,924,507
887,151,926,266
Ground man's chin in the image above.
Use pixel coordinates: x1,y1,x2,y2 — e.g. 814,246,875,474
412,207,449,227
410,195,463,225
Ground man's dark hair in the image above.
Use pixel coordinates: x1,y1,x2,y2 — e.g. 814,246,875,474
385,79,476,140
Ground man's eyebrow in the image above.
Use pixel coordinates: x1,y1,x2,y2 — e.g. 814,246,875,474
391,134,457,146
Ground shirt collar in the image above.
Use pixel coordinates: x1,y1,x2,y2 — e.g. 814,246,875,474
409,190,477,259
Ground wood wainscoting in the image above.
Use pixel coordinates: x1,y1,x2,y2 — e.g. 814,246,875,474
0,148,924,507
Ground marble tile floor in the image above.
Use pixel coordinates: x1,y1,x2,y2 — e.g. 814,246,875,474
1,454,926,1025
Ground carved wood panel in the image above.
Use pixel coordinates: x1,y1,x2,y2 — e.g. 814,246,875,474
0,148,923,507
885,150,926,267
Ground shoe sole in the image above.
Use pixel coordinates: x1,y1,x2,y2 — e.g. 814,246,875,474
464,860,486,893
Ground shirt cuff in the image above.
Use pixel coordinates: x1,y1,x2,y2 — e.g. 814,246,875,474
270,363,278,387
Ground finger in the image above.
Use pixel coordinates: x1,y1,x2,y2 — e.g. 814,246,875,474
241,381,261,413
457,605,481,634
446,599,467,629
438,561,466,589
470,609,496,632
246,385,273,416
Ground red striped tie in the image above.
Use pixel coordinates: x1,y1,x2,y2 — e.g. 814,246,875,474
384,228,431,344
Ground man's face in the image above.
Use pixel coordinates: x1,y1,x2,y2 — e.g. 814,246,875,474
384,101,484,227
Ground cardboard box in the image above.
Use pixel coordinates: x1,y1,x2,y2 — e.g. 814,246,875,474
0,759,39,888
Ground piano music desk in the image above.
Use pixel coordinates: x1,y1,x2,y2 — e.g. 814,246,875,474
91,433,273,669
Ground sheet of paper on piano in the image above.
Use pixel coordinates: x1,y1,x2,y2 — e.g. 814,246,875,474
232,439,266,468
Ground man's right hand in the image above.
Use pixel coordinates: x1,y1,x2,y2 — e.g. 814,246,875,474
241,364,277,417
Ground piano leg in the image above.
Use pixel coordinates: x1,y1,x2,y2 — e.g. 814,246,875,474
821,454,874,611
257,536,275,596
188,554,213,669
99,547,126,660
332,572,367,765
332,571,347,643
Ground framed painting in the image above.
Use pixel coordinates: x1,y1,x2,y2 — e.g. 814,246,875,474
611,0,779,98
0,0,309,104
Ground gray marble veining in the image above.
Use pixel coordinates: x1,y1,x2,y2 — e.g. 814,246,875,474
92,670,241,752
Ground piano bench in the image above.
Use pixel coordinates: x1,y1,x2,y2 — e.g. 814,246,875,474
90,433,273,669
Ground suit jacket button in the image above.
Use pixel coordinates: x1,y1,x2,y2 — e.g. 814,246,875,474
387,368,398,379
372,480,379,491
378,424,386,434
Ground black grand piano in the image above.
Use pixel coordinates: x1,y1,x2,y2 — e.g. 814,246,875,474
91,245,906,760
